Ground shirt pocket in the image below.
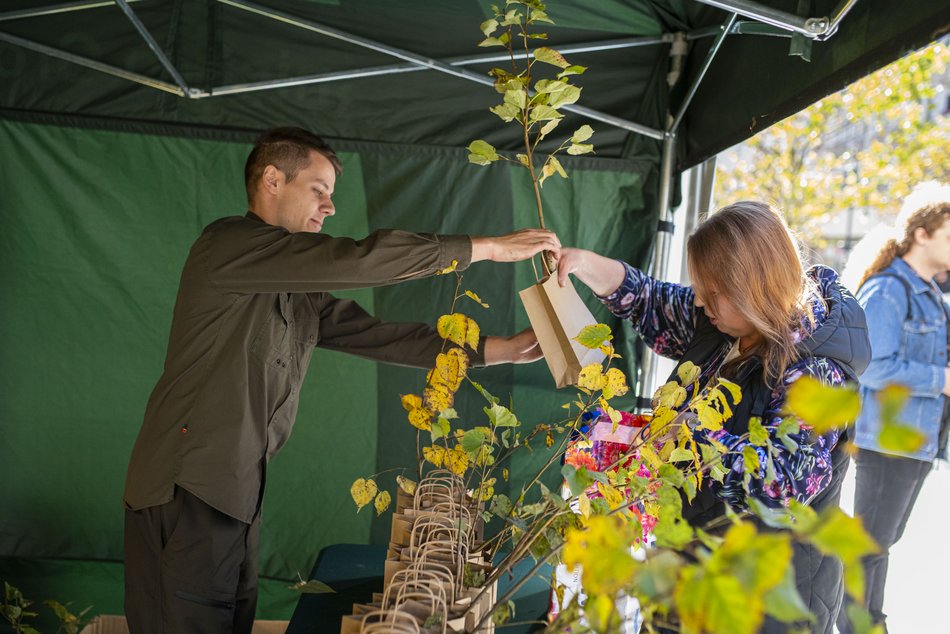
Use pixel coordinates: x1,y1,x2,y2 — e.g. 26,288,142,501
249,299,294,373
901,320,940,363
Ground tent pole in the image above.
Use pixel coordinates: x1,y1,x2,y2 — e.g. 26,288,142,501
216,0,664,140
0,0,145,22
637,131,677,406
114,0,193,97
670,13,737,133
0,31,185,95
692,0,850,38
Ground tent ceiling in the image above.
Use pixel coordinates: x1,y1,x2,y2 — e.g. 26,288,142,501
0,0,947,170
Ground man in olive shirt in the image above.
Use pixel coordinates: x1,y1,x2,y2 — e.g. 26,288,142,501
122,127,560,633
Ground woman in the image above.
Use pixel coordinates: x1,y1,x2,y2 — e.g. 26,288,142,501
555,201,870,633
837,183,950,634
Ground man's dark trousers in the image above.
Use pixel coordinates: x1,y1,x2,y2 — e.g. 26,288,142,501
124,485,261,633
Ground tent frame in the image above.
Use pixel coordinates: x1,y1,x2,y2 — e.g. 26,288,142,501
0,0,861,400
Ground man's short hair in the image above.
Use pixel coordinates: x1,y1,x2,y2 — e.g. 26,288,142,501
244,127,343,200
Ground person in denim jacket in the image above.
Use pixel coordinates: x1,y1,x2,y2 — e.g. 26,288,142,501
838,182,950,633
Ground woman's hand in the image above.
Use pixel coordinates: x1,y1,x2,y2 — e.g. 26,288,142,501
551,247,626,296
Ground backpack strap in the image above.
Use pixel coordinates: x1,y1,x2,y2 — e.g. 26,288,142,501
864,273,913,321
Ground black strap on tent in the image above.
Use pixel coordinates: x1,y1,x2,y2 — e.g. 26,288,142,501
657,219,675,234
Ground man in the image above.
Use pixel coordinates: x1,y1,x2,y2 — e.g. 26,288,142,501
123,127,560,632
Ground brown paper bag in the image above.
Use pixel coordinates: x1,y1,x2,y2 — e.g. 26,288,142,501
520,274,605,388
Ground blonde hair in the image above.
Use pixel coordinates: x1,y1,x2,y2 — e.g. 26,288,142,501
850,182,950,290
687,201,814,388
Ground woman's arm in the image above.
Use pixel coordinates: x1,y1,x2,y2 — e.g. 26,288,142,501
556,247,699,359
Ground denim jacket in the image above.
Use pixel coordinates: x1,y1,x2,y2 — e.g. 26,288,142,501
853,258,949,461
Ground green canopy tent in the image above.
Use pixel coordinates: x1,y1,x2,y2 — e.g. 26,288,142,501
1,0,947,624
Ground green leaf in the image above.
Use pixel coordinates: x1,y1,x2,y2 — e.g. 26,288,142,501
749,417,769,446
742,445,761,474
533,46,571,68
504,87,527,109
549,84,581,108
657,463,686,487
571,124,594,143
467,140,500,165
747,498,796,529
633,550,683,600
290,577,335,594
567,143,594,155
534,79,568,95
670,447,695,462
878,421,926,454
479,18,499,37
538,118,560,139
478,36,507,48
490,102,522,123
500,8,522,26
845,603,886,634
463,289,490,308
528,104,563,122
431,415,451,441
877,384,910,424
461,428,488,452
491,493,513,517
485,402,519,427
676,568,763,634
783,376,860,434
557,64,587,78
470,379,498,404
574,323,612,349
763,566,815,623
562,464,595,496
529,8,554,24
806,507,880,566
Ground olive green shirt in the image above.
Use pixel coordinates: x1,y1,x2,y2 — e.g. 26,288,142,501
124,212,483,523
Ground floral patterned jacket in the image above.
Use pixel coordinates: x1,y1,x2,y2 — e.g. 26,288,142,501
599,262,870,511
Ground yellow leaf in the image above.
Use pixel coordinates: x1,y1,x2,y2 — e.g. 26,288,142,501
350,478,377,512
717,378,742,405
408,407,432,431
400,393,422,411
396,475,416,495
677,361,701,385
577,363,606,391
437,313,480,351
502,468,509,481
578,492,591,519
464,290,490,308
545,430,554,447
424,384,454,413
374,490,391,516
446,445,470,475
431,348,468,392
597,481,624,509
437,260,458,275
423,445,446,468
653,380,687,409
603,368,629,399
466,318,480,351
784,376,860,434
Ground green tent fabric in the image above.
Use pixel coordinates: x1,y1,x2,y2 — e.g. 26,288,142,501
0,118,654,622
1,0,948,625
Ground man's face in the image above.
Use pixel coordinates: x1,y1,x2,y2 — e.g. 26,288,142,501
921,219,950,273
274,150,337,233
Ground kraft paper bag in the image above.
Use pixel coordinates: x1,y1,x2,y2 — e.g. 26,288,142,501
519,274,605,388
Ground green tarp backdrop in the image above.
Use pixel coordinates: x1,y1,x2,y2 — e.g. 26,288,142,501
0,119,655,620
1,0,947,624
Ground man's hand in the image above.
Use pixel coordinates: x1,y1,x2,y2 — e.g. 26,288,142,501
484,328,544,366
471,229,561,263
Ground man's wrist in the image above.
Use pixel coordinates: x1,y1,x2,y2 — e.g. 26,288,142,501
471,237,493,263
